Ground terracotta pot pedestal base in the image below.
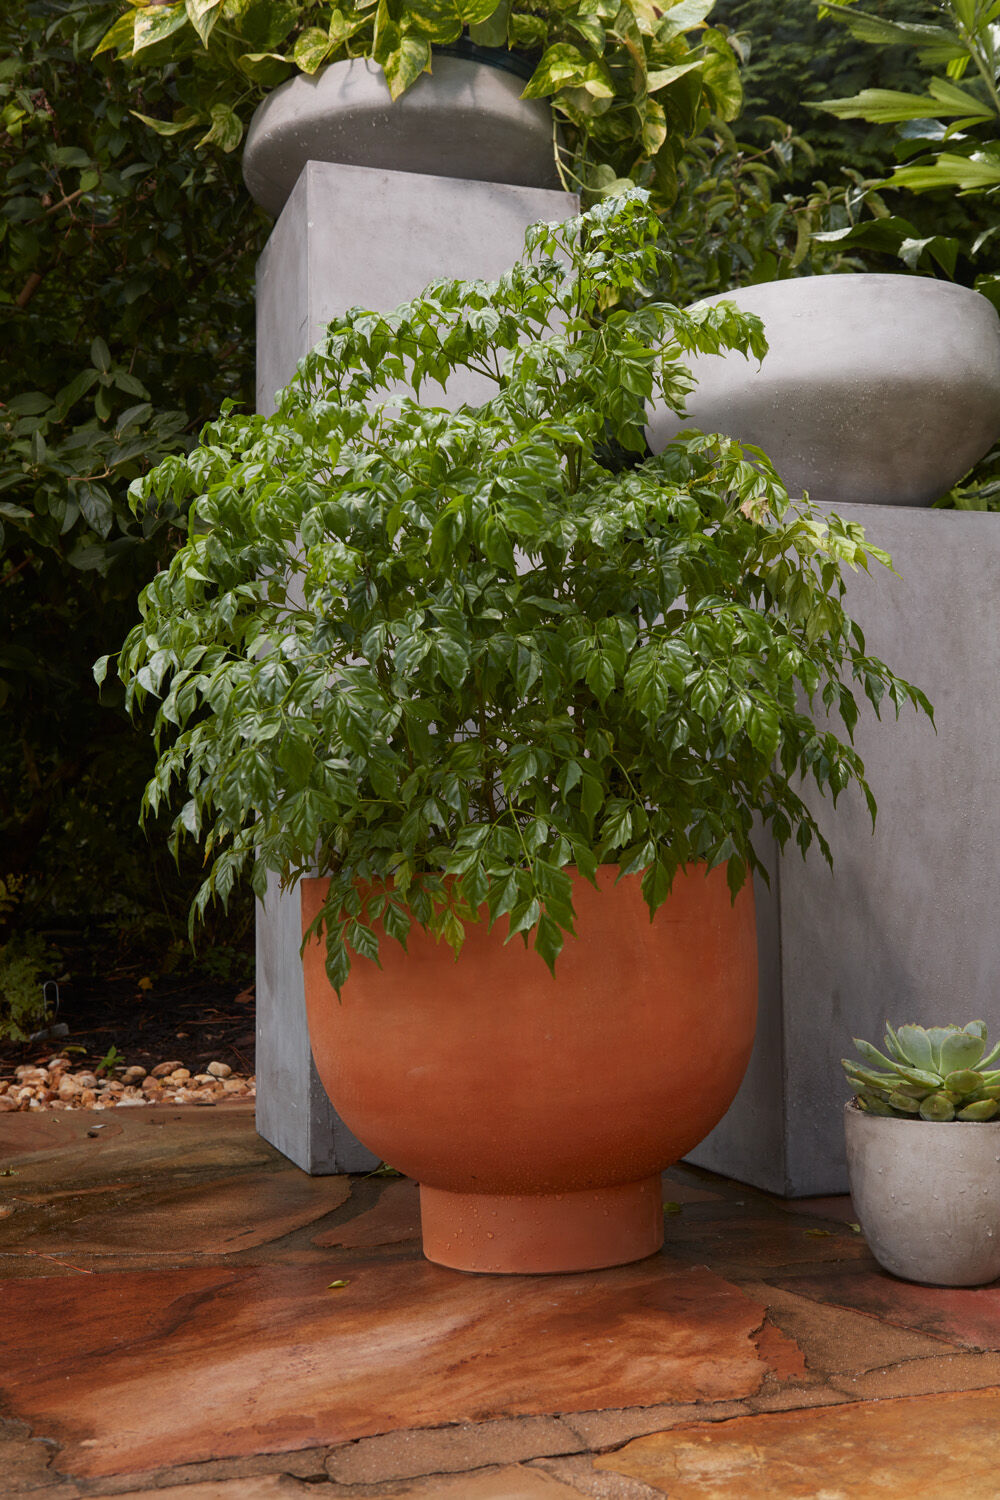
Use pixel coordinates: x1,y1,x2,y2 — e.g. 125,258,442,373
419,1176,664,1274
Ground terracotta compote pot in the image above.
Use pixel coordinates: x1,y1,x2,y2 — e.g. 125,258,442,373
302,863,757,1274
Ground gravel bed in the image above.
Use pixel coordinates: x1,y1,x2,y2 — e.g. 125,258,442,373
0,1055,255,1111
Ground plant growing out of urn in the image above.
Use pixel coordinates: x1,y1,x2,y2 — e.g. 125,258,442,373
97,0,743,212
102,190,928,988
844,1021,1000,1287
99,192,931,1273
844,1021,1000,1122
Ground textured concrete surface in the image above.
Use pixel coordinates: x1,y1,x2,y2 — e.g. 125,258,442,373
243,55,560,216
846,1106,1000,1286
5,1109,1000,1496
254,162,577,1174
648,275,1000,506
691,505,1000,1195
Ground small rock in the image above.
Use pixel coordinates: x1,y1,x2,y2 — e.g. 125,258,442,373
104,1081,125,1094
206,1061,232,1079
193,1073,216,1086
167,1068,191,1084
58,1076,81,1099
221,1078,246,1093
0,1096,18,1112
117,1096,147,1107
141,1077,163,1093
74,1072,98,1089
79,1089,97,1107
151,1061,184,1078
191,1090,217,1106
123,1066,147,1083
46,1056,70,1069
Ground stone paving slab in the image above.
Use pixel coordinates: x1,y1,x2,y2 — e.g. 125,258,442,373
775,1267,1000,1348
1,1255,774,1479
4,1108,1000,1498
594,1387,1000,1497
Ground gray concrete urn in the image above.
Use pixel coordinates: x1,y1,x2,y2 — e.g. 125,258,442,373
648,275,1000,506
845,1103,1000,1286
242,54,560,217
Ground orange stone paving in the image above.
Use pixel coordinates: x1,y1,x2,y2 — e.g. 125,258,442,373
777,1266,1000,1349
2,1105,999,1498
595,1388,1000,1497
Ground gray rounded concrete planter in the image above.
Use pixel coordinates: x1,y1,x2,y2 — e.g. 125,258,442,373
243,54,560,217
845,1102,1000,1286
647,275,1000,507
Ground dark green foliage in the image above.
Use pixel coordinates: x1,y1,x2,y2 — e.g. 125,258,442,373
0,929,53,1043
106,195,931,990
0,0,265,926
712,0,936,186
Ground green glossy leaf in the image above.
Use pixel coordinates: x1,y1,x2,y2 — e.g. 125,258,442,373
293,26,333,72
185,0,223,46
197,103,244,152
133,3,189,54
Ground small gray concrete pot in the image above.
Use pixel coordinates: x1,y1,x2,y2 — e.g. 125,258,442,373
647,275,1000,506
242,54,560,217
845,1102,1000,1286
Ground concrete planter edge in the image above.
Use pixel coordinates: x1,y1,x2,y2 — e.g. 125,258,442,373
242,53,560,217
647,274,1000,507
844,1100,1000,1285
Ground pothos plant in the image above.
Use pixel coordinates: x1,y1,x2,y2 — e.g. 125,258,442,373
100,191,932,990
96,0,743,207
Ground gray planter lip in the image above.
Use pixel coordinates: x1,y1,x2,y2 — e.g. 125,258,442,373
242,52,561,217
693,269,997,312
844,1097,1000,1130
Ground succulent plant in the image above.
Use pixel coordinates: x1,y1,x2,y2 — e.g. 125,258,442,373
843,1021,1000,1122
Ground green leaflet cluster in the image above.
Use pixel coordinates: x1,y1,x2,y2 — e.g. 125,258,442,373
102,192,932,991
844,1021,1000,1122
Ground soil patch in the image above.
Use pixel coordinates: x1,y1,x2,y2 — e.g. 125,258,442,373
0,930,256,1085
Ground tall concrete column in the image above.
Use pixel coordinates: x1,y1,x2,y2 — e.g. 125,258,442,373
688,505,1000,1195
254,161,577,1172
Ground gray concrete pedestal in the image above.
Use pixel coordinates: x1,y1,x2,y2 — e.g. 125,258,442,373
254,160,577,1172
688,504,1000,1195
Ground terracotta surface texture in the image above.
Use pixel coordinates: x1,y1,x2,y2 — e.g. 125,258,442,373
300,867,756,1212
595,1387,1000,1497
4,1106,1000,1498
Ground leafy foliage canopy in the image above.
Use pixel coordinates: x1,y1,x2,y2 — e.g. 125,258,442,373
106,195,931,988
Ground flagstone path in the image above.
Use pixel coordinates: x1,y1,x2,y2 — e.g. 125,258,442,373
2,1105,999,1497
